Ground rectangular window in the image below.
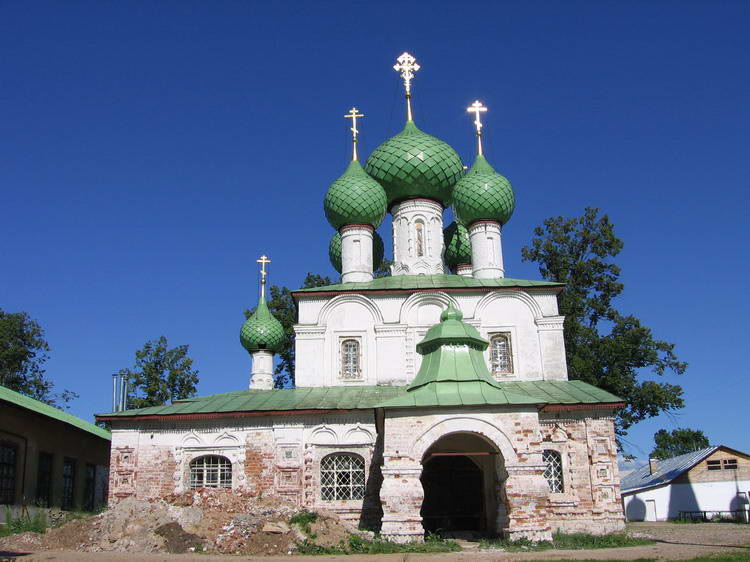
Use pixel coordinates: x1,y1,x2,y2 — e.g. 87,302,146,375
723,459,738,470
62,457,76,510
84,463,96,511
489,333,513,375
707,460,722,471
0,443,18,504
36,452,53,507
340,338,362,380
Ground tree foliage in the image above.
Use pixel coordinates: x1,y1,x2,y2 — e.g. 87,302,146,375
650,428,710,460
0,309,77,407
521,207,687,441
119,336,199,408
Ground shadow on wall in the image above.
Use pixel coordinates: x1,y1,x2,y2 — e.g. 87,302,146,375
625,495,646,521
668,478,700,520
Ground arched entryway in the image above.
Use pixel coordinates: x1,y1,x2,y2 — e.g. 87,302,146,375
420,432,507,536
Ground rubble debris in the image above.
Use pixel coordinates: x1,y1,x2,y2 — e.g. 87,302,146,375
0,488,365,556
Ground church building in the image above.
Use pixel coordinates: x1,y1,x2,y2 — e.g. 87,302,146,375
97,53,626,542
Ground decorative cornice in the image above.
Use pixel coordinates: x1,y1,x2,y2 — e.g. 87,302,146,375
293,325,326,337
535,316,565,331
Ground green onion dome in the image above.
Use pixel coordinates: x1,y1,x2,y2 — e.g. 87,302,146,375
443,221,472,271
452,154,515,226
329,230,385,273
324,160,387,230
364,121,464,208
240,296,285,353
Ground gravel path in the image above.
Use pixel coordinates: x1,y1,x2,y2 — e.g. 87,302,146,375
3,522,750,561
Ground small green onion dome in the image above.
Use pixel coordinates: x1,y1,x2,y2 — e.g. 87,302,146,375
452,154,515,226
443,221,472,271
329,230,385,273
240,296,285,353
324,160,387,230
364,121,464,208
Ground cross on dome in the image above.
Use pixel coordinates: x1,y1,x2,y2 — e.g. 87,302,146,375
393,52,420,121
344,107,364,161
256,254,271,299
467,100,488,156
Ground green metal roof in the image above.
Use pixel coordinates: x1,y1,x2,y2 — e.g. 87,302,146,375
324,160,387,230
293,274,563,295
97,380,621,419
0,384,111,440
453,154,515,226
240,294,286,353
443,221,472,271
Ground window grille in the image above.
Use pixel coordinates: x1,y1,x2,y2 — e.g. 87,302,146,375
543,450,564,493
341,339,361,380
190,456,232,489
321,453,365,501
62,457,76,510
415,221,425,257
0,443,17,505
490,333,513,375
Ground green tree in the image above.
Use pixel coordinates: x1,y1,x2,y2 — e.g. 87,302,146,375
521,207,687,442
374,258,393,278
244,273,332,388
0,309,77,407
651,428,710,460
119,336,199,408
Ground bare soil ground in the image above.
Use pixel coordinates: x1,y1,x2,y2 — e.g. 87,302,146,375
2,521,750,560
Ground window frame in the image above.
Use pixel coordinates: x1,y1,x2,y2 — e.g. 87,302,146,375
414,220,426,257
0,442,18,505
489,332,514,376
542,449,564,493
339,337,363,381
189,455,232,490
320,453,366,502
62,457,76,510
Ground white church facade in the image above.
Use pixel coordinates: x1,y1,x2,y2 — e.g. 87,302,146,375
98,53,626,542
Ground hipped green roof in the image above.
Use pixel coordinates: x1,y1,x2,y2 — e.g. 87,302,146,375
1,384,111,440
293,274,563,295
97,380,622,419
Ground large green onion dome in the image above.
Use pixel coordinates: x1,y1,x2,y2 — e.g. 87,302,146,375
329,230,385,274
324,160,387,230
364,121,464,208
443,221,472,271
452,154,515,226
240,296,285,353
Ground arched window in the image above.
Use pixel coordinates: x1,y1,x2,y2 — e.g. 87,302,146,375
190,455,232,489
490,333,513,375
415,221,425,257
321,453,365,501
341,339,361,380
543,450,564,493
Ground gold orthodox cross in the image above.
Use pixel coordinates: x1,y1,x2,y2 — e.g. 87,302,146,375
393,52,420,121
344,107,364,161
257,254,271,299
467,100,488,156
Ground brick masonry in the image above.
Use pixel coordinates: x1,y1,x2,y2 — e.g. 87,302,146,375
107,407,624,539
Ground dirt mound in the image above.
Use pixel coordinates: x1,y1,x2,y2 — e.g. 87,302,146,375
0,488,360,556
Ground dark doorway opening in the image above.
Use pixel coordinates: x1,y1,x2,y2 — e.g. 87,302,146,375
421,454,484,533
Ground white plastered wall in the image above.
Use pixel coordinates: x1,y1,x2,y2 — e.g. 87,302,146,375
294,287,567,387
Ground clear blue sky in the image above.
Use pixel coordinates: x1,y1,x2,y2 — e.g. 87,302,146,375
2,1,748,459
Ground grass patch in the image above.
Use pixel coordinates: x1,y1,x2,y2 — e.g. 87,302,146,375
0,507,48,537
480,531,655,552
295,532,460,555
289,510,318,537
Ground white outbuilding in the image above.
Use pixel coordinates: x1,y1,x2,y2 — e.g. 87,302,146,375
621,446,750,522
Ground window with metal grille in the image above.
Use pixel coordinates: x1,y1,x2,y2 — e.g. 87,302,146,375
341,339,361,380
490,333,513,375
320,453,365,501
84,463,96,511
62,457,76,510
190,456,231,489
543,450,564,493
36,452,53,507
0,443,18,505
